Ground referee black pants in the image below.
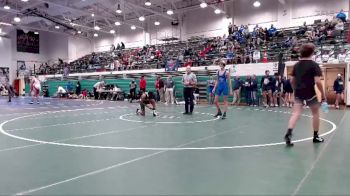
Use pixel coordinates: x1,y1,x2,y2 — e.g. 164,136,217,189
184,87,194,113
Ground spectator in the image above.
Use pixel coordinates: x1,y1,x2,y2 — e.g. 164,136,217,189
268,24,277,37
243,76,252,106
93,81,105,100
260,70,273,107
336,9,347,22
228,22,233,35
158,76,165,103
129,79,137,103
139,75,147,92
76,81,81,95
165,75,175,105
333,74,344,109
66,81,73,94
272,73,282,107
57,86,67,98
207,76,216,105
121,42,125,49
250,75,258,106
231,76,242,105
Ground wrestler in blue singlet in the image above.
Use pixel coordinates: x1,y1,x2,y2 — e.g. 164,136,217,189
216,70,228,96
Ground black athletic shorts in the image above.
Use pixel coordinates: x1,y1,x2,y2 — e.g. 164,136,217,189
294,95,319,106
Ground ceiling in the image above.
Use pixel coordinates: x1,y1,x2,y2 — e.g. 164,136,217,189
0,0,229,38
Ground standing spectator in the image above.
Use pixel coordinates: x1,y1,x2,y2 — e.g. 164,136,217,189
139,75,147,92
231,76,242,105
158,76,165,103
129,79,137,103
261,70,273,107
154,77,160,101
333,74,344,109
207,76,216,105
243,76,252,106
228,22,233,35
165,76,175,104
250,75,258,106
283,76,294,107
182,66,197,115
93,81,105,100
268,24,277,37
3,81,15,102
272,73,282,107
66,81,73,94
336,9,347,22
76,81,81,95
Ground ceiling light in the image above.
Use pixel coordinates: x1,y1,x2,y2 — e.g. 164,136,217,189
253,1,261,7
139,16,145,21
214,9,221,14
145,0,151,6
91,13,95,17
94,26,100,31
34,31,39,35
200,2,207,8
114,21,121,26
21,0,29,2
93,33,98,37
0,28,2,33
0,22,12,26
154,21,160,26
110,29,115,34
116,4,122,14
131,25,136,30
14,16,21,23
4,5,10,10
77,31,82,34
167,9,174,15
55,25,60,29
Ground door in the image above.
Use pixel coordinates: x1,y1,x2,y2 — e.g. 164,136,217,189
325,68,345,104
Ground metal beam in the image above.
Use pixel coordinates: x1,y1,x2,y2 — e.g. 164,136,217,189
124,1,175,20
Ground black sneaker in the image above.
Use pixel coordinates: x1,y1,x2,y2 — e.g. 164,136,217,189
221,112,226,119
284,134,294,147
313,136,324,143
136,108,140,115
214,112,222,118
183,112,189,115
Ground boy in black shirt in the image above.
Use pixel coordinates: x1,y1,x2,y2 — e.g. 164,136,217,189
333,74,344,109
284,43,326,146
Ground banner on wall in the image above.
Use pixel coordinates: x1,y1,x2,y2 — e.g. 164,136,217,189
17,30,39,54
228,63,278,76
0,67,10,84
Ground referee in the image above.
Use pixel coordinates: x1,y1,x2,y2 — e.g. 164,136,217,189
182,66,197,115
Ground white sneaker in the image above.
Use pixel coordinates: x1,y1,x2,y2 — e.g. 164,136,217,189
336,105,340,109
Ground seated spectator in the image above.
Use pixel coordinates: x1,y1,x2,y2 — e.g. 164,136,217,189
336,9,347,22
57,86,67,98
184,58,193,67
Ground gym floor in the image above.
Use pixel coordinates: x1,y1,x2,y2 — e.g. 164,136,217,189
0,97,349,195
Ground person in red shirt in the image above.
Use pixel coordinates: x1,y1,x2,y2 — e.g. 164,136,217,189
140,75,147,92
184,58,193,67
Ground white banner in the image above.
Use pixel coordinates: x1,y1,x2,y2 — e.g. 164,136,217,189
229,63,278,76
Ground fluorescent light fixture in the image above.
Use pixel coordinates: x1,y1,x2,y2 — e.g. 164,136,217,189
200,2,207,8
0,22,13,26
131,25,136,30
154,21,160,26
145,0,151,6
110,29,115,34
253,1,261,7
167,9,174,15
55,25,60,29
34,31,39,35
139,16,145,21
114,21,121,26
14,16,21,22
4,5,10,10
94,26,100,31
77,31,82,34
91,13,95,17
0,28,2,33
21,0,29,2
116,4,122,14
93,33,98,37
214,9,221,14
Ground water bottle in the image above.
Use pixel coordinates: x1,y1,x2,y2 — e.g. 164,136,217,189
321,102,329,113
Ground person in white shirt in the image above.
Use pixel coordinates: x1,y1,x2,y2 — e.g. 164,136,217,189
93,81,105,100
182,66,197,114
30,75,41,104
57,86,67,98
